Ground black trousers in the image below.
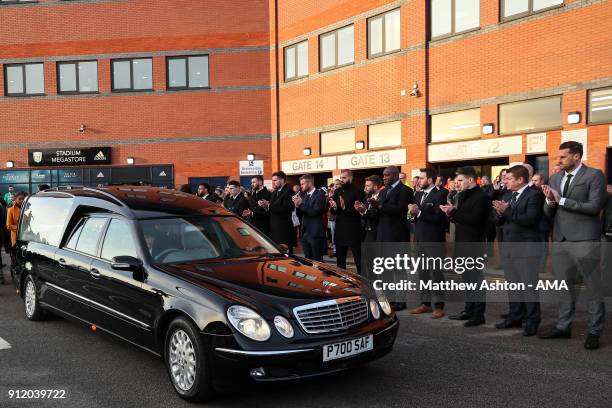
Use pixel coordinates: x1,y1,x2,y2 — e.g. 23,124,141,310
336,244,362,274
302,235,325,262
463,265,486,319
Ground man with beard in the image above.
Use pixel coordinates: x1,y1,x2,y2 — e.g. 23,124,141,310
259,171,296,253
355,175,382,243
329,170,366,274
196,183,220,203
441,167,491,327
243,175,271,236
540,141,606,349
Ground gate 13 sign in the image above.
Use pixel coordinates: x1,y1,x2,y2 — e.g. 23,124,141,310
28,147,112,167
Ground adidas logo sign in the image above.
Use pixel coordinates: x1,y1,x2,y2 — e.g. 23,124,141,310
159,171,167,177
96,172,105,178
94,151,106,161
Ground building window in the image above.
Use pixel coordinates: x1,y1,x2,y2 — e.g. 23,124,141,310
501,0,563,20
588,88,612,125
321,128,355,155
284,41,308,81
57,61,98,94
319,25,354,71
111,58,153,92
4,63,44,96
167,55,209,89
431,108,481,142
369,121,402,149
368,9,401,58
500,96,562,134
431,0,480,39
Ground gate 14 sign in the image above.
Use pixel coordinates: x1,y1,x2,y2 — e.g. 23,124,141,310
28,147,112,167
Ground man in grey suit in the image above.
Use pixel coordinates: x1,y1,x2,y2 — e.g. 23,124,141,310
540,141,607,349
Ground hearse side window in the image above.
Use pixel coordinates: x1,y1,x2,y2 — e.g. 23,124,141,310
19,196,72,247
65,220,85,250
101,219,137,261
74,218,108,256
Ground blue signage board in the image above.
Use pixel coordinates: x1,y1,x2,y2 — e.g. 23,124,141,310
0,170,29,184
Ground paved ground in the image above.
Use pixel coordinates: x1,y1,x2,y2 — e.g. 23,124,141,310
1,258,611,408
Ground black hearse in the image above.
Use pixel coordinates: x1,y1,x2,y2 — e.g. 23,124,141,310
13,186,398,401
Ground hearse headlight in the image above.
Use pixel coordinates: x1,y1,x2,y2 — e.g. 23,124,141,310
227,306,271,342
376,290,392,316
273,315,294,338
369,299,381,319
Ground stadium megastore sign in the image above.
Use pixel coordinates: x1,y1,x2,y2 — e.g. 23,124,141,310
28,147,112,167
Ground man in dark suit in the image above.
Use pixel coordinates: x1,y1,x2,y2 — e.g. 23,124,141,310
492,165,544,336
330,170,367,274
197,183,220,203
293,174,326,261
369,166,414,310
243,175,271,236
355,175,382,243
259,171,296,253
540,141,607,350
223,180,249,218
532,173,553,275
408,167,447,318
441,166,491,327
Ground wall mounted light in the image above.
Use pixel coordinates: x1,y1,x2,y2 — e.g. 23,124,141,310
482,123,495,135
79,124,87,133
6,160,14,168
567,112,581,124
355,140,365,150
127,157,135,165
303,147,312,156
246,153,255,161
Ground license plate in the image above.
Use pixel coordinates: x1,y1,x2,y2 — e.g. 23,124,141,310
322,334,373,362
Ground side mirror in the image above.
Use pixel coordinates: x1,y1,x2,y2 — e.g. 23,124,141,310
278,244,289,254
111,256,146,281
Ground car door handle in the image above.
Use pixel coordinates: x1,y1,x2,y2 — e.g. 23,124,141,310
58,258,67,267
90,268,101,279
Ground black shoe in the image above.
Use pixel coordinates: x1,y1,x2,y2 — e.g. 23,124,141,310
464,318,485,327
523,327,538,336
584,334,600,350
500,313,508,319
448,311,471,321
495,320,522,329
538,327,571,339
391,302,406,311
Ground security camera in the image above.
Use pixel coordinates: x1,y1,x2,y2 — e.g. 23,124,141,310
410,83,420,97
79,124,87,133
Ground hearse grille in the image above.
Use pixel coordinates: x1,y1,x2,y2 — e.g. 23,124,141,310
293,296,368,334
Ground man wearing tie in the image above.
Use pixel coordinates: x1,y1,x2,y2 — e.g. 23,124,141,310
540,141,607,350
370,166,414,310
293,174,326,261
355,175,382,243
329,170,366,273
492,165,544,336
259,171,296,253
408,168,447,319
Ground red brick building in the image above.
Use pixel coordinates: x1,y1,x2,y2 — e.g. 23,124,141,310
276,0,612,185
1,0,611,193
